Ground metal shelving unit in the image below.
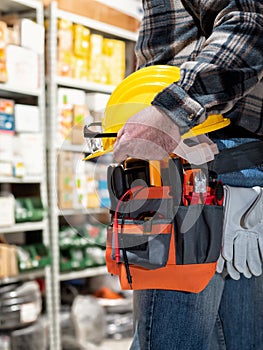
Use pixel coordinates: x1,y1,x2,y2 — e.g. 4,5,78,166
59,265,108,282
0,220,48,234
46,2,137,348
0,1,54,349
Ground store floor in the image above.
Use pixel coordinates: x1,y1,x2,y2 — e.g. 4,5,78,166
100,338,132,350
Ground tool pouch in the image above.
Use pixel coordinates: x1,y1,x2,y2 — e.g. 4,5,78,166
106,185,224,293
111,218,172,270
175,205,223,265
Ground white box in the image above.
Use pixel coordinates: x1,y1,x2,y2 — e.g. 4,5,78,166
86,93,110,112
0,161,12,176
15,104,40,133
20,19,45,55
0,195,15,227
6,45,39,90
0,133,13,162
57,88,86,107
15,133,43,176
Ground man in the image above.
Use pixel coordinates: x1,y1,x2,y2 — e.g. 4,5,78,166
113,1,263,349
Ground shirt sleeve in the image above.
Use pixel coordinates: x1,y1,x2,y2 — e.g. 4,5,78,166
152,0,263,135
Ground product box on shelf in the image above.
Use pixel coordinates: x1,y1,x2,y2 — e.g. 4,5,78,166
0,132,13,162
15,104,40,133
6,45,39,90
0,194,15,227
73,24,90,58
86,93,110,112
0,161,12,176
14,133,44,176
57,151,74,173
0,17,44,55
103,38,126,85
0,21,7,82
20,19,45,55
57,88,86,144
0,244,18,278
71,104,87,145
57,172,74,209
0,98,15,134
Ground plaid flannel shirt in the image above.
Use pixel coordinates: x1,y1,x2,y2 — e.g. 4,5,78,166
136,0,263,136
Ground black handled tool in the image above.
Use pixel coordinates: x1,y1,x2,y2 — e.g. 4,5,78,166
169,157,184,206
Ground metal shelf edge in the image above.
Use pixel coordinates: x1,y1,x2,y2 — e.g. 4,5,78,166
57,9,138,42
0,83,41,96
56,76,115,93
0,221,47,234
0,268,46,285
59,265,108,281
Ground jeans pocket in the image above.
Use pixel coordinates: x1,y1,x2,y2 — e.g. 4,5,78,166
175,205,223,264
112,219,172,270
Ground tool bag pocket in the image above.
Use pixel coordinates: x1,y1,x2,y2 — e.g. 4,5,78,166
112,218,172,270
175,205,223,264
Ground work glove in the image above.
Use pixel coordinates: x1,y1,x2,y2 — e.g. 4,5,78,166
113,106,218,164
216,186,263,279
113,106,180,163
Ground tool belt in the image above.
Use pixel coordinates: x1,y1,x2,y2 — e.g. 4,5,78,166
106,160,224,293
105,140,263,293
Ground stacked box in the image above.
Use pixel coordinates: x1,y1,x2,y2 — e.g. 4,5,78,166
0,244,18,278
0,21,7,82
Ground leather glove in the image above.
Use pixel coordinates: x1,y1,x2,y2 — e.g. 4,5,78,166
217,185,262,279
216,252,252,280
241,187,263,276
113,106,180,163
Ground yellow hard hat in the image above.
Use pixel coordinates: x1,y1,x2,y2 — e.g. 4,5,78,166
84,65,230,160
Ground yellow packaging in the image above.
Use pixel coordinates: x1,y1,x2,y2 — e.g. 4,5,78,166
57,18,73,51
72,56,89,80
87,193,100,208
88,34,106,83
57,50,74,77
73,24,90,58
0,21,7,60
0,21,7,82
103,38,126,85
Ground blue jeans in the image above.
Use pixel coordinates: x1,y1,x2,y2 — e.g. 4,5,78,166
130,138,263,350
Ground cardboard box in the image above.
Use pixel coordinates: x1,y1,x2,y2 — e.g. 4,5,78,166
58,190,73,209
71,127,84,145
0,132,13,162
57,151,73,174
43,0,140,33
0,195,15,227
13,19,44,54
15,104,40,133
0,244,18,278
6,45,39,90
0,161,12,176
57,171,74,191
86,93,110,112
15,133,44,176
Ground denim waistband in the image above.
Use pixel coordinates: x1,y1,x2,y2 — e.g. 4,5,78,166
211,138,263,187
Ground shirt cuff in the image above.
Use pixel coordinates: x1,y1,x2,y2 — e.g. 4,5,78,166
152,84,206,135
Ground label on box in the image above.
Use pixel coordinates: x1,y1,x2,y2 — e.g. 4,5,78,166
0,113,14,133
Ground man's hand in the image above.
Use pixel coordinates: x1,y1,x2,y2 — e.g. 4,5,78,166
113,106,181,163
